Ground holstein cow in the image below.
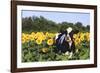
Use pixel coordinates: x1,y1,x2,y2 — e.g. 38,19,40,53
55,27,79,58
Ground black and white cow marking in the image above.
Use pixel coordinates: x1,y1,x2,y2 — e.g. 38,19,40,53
55,27,79,58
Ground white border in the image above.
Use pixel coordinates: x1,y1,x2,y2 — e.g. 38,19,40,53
17,5,94,68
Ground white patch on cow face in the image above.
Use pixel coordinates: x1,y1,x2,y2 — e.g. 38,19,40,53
66,27,73,47
67,27,72,33
66,27,73,43
69,41,72,47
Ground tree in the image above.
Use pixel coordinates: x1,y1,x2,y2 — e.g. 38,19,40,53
22,16,89,33
86,25,90,32
75,22,82,28
22,17,33,32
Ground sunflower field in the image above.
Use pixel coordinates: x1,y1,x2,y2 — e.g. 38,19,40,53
22,32,90,62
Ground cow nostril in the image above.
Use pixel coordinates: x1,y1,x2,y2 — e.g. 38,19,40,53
67,37,70,40
66,37,71,42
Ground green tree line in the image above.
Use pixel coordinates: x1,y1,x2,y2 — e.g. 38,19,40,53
22,16,90,33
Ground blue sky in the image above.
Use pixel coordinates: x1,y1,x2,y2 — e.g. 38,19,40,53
22,10,90,26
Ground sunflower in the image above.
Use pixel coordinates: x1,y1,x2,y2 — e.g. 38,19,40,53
85,32,90,41
42,48,48,53
22,38,26,43
31,32,35,35
74,38,81,45
36,39,42,45
47,39,53,46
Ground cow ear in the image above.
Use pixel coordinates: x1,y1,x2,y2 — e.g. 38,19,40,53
73,29,79,34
